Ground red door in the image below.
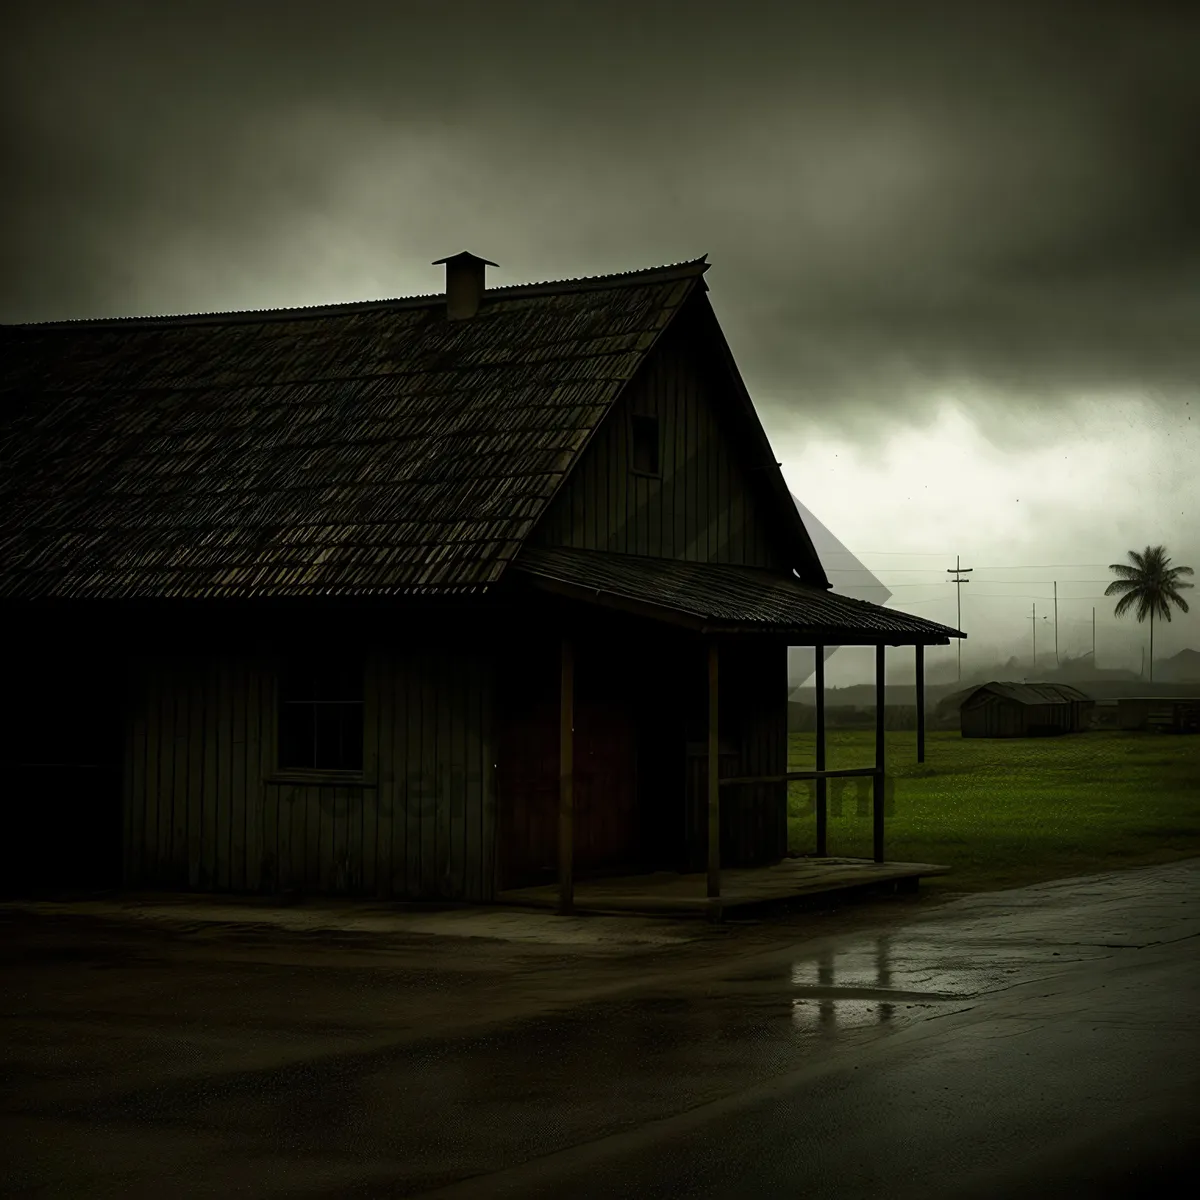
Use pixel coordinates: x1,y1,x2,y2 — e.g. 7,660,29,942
496,697,559,888
497,669,640,889
573,699,638,877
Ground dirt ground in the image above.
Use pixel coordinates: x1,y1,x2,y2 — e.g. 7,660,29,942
1,886,953,1100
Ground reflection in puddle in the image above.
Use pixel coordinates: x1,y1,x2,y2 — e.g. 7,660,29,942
789,936,907,1030
791,997,898,1031
788,931,1001,1003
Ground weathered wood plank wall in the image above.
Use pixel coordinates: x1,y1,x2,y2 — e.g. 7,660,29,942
532,304,791,569
680,639,788,870
122,635,496,900
726,639,789,866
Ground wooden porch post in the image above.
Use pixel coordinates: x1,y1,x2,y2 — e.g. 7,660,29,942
558,635,575,915
814,644,827,857
874,643,886,863
707,639,720,900
915,643,926,764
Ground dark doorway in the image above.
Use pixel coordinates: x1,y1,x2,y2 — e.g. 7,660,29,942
1,638,125,896
496,635,641,889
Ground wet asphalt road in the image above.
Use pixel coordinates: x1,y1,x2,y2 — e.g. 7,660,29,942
3,861,1198,1198
429,888,1200,1199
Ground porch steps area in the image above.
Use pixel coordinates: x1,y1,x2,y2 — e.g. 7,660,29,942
498,856,951,919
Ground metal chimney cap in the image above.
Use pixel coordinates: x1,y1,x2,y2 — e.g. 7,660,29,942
431,251,499,267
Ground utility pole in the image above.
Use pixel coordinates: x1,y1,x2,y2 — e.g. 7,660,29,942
1053,581,1059,665
946,555,973,682
1092,607,1096,666
1027,603,1050,673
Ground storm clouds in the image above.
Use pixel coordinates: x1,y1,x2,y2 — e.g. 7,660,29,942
3,0,1197,675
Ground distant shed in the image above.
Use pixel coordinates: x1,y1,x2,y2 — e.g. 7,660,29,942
1117,697,1200,734
957,682,1094,739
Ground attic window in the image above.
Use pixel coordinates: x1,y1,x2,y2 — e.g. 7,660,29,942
631,413,660,476
278,662,364,772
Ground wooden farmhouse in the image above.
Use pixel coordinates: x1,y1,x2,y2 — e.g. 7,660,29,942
0,253,962,907
955,682,1094,739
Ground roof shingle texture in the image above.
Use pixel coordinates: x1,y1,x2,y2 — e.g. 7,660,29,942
513,546,963,642
961,682,1094,706
0,262,705,599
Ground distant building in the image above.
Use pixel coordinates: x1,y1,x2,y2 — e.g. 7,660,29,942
1116,697,1200,734
949,682,1094,739
1156,649,1200,684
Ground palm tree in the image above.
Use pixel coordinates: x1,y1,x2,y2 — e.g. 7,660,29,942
1105,546,1194,682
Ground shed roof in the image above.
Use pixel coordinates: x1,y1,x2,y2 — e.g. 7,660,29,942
511,546,963,643
960,681,1093,707
4,258,827,600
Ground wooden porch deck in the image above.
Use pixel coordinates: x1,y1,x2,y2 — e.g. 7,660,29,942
498,857,951,919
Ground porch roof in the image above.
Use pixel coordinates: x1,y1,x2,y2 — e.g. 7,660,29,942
511,547,964,645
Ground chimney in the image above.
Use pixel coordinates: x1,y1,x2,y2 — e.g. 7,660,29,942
431,251,498,320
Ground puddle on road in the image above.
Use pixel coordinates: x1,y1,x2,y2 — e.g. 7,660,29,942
790,997,943,1030
707,927,1116,1038
787,941,997,1001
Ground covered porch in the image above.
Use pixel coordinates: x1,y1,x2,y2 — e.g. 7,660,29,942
507,548,965,918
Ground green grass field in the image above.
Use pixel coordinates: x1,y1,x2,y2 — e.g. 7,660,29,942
786,730,1200,894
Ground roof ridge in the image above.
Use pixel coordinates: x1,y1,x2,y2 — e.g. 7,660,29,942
481,256,708,299
3,256,710,331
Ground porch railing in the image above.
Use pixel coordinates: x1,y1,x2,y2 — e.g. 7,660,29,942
718,767,887,862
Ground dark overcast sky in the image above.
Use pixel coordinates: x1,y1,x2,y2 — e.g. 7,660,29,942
3,0,1197,677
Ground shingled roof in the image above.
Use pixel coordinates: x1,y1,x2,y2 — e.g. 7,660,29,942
0,258,737,600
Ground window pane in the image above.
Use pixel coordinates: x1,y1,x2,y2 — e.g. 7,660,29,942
279,702,315,769
340,701,364,770
632,414,659,474
312,702,363,770
278,660,364,770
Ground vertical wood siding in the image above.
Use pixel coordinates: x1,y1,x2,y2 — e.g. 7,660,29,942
123,635,496,900
532,308,791,569
681,640,788,870
962,696,1081,738
726,640,789,866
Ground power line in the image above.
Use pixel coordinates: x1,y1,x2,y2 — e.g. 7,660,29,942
965,593,1115,600
823,552,1120,567
845,568,1117,576
1028,603,1051,665
1054,581,1059,665
946,555,973,682
879,580,1118,587
896,593,1115,602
